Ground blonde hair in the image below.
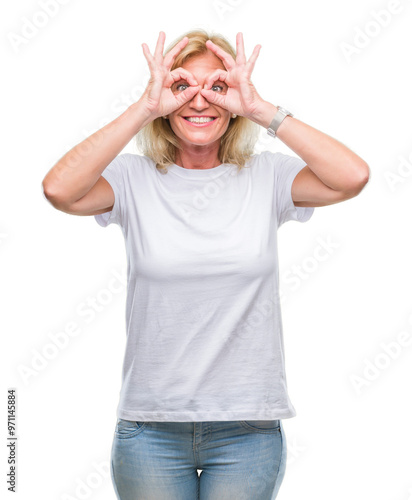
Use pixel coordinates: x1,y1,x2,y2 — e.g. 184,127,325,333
134,29,261,174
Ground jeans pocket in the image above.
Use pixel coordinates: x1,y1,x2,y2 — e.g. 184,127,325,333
115,418,148,439
239,419,281,433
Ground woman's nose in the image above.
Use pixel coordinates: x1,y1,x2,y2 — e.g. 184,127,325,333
189,86,209,108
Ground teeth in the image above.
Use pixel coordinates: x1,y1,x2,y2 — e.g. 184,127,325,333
185,117,215,123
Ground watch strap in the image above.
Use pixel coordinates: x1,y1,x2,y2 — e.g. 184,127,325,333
267,106,293,138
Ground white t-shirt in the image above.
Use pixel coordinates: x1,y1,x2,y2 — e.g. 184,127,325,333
95,151,314,422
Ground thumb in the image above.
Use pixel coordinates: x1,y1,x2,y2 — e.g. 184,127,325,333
200,89,225,108
176,85,201,105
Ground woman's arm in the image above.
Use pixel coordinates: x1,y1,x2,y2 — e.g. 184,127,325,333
41,102,152,212
250,102,370,207
42,31,201,215
201,33,370,208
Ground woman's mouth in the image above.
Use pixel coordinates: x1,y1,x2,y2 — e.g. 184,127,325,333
182,116,217,127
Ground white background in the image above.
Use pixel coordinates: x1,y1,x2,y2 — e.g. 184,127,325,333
2,0,412,499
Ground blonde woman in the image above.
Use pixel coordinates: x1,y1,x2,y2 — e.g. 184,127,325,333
42,29,369,500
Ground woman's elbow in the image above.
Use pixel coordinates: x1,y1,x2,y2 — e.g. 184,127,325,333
346,161,371,197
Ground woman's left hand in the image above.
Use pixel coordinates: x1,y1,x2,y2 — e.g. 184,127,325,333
200,32,266,120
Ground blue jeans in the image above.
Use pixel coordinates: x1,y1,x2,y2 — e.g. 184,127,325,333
110,418,287,500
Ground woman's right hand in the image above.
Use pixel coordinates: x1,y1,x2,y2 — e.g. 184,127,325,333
139,31,200,120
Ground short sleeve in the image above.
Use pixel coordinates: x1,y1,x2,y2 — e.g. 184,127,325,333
273,152,315,227
94,155,126,228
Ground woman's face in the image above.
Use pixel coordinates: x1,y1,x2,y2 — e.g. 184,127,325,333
166,50,232,148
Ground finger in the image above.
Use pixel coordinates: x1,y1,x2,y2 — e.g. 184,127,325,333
199,88,226,108
247,43,261,69
163,37,189,70
169,67,198,87
141,42,155,69
205,40,235,70
175,85,201,106
153,31,166,61
203,69,228,91
236,32,246,65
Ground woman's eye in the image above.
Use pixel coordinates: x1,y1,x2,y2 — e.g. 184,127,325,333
175,83,225,93
176,83,189,91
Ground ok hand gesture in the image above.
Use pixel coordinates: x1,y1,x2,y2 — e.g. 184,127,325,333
200,33,265,120
140,31,201,120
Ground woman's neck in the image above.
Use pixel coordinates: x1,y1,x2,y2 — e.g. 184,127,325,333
175,142,221,170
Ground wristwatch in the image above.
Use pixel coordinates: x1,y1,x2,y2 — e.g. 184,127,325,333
267,106,294,138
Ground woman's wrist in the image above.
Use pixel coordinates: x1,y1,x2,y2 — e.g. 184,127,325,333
248,101,278,129
128,100,157,130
